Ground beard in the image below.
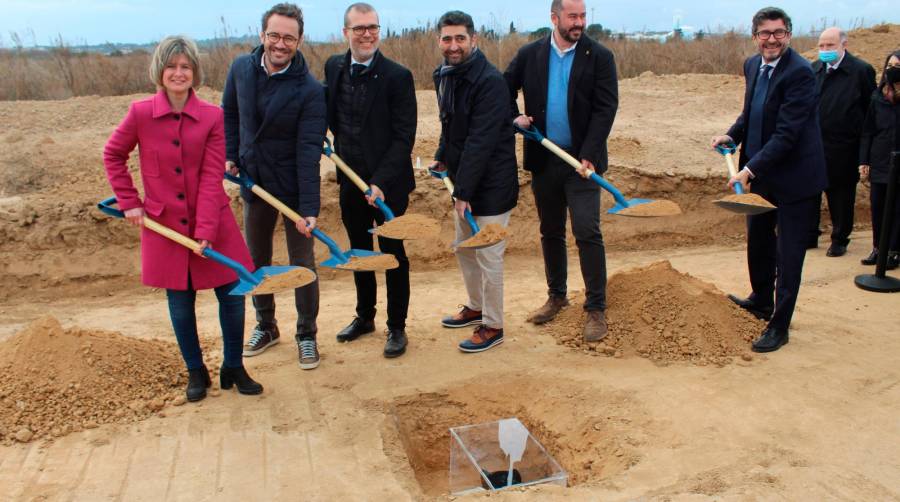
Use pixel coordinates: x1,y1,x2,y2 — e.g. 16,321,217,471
557,24,583,44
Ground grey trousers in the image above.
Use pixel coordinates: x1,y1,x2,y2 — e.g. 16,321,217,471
243,196,319,337
454,210,512,329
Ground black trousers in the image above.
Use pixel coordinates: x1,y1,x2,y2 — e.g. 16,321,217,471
339,183,410,330
870,182,900,251
812,180,857,247
746,194,817,331
532,155,607,311
243,197,319,337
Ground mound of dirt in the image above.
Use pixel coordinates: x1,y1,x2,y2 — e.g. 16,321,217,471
803,24,900,76
543,261,765,366
0,316,188,444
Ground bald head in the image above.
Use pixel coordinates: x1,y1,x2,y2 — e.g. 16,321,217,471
818,27,847,57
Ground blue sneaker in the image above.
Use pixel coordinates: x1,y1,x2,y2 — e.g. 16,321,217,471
442,305,483,328
458,326,503,353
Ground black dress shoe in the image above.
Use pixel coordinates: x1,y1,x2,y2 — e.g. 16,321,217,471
752,327,789,353
727,294,774,321
220,366,263,395
336,317,375,343
826,243,847,257
384,329,408,358
861,249,878,266
186,366,211,402
888,252,900,271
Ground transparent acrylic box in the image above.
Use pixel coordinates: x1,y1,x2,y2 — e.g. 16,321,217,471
449,418,567,495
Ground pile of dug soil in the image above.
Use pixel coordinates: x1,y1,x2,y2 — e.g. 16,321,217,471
544,261,765,366
0,317,187,444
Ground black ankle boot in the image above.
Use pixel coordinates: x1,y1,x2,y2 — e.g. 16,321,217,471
186,366,211,402
220,366,263,395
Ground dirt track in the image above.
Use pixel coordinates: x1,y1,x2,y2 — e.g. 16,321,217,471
1,27,899,500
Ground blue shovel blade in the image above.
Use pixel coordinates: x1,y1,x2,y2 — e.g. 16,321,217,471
608,198,654,215
229,280,258,296
228,265,312,296
347,249,383,258
319,248,386,269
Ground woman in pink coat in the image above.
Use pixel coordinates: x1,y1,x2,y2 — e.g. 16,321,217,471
104,36,262,402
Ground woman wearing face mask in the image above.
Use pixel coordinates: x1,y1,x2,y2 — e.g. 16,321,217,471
103,36,263,402
858,50,900,270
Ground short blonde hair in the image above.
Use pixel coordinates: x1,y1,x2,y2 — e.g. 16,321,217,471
149,36,203,89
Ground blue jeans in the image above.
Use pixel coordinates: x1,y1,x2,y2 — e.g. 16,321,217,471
166,279,245,370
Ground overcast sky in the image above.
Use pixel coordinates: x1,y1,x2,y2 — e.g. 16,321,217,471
1,0,896,46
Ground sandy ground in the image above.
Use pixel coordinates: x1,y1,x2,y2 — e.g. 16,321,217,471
2,26,899,499
0,239,898,501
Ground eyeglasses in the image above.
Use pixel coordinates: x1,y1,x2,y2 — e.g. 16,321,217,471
754,29,790,40
265,32,299,46
347,24,380,36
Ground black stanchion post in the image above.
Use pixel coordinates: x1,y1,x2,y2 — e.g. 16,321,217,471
855,151,900,293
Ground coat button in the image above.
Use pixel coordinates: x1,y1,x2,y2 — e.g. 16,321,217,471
175,167,182,174
180,218,188,226
177,193,185,200
173,114,181,121
173,139,180,147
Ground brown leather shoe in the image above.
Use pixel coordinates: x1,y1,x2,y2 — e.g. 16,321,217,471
527,296,570,324
583,310,608,342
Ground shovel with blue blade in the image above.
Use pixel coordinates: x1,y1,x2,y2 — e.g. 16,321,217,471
224,173,398,272
713,142,776,215
428,166,508,249
514,124,682,217
323,138,440,240
97,197,316,296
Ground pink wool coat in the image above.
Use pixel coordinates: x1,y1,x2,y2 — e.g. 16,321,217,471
103,89,254,291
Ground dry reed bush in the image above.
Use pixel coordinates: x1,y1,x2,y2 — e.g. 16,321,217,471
0,33,815,100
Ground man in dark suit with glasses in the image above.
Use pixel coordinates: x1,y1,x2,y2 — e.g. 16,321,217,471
711,7,827,353
324,2,417,358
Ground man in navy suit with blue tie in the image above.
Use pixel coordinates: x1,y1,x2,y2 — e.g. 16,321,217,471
711,7,827,353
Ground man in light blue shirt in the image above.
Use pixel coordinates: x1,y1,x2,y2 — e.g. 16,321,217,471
505,0,619,342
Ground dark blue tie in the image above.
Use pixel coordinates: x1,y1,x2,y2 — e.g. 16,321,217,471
746,64,773,158
351,63,367,78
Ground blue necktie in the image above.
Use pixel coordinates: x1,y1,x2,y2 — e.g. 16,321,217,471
351,63,367,78
746,65,773,158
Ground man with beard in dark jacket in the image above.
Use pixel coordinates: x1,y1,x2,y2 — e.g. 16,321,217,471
431,11,519,353
504,0,618,343
324,2,417,358
810,27,876,256
223,3,327,370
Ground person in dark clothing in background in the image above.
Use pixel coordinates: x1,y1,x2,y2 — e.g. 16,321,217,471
222,3,327,370
810,27,876,257
711,7,827,354
859,50,900,270
432,11,519,353
504,0,618,343
324,2,417,358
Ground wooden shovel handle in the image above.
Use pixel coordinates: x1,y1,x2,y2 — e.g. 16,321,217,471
250,185,302,223
541,139,583,172
142,218,203,253
328,150,371,193
442,176,455,194
724,152,739,178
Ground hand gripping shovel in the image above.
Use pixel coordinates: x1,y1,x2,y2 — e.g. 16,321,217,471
514,125,682,217
428,167,508,249
224,173,398,272
322,139,439,240
713,143,776,215
97,197,316,295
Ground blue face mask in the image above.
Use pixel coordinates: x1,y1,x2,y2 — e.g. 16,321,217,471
819,50,839,63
